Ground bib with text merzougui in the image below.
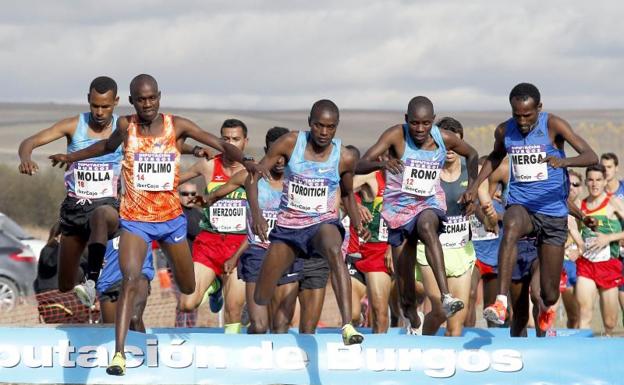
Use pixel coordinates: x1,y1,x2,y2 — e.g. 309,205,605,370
210,199,247,232
583,237,611,262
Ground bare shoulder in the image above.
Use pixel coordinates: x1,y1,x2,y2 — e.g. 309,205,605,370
547,113,573,131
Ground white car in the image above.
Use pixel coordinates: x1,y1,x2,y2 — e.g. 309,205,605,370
0,213,46,261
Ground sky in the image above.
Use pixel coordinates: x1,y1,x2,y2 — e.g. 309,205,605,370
1,0,622,111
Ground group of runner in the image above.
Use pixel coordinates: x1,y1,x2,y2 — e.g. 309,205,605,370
19,76,621,376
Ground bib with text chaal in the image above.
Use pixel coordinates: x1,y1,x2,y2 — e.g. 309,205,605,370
73,162,115,199
440,215,470,249
287,176,329,213
510,145,548,183
401,159,441,196
210,200,247,233
583,237,611,262
253,209,277,244
469,215,498,242
133,153,176,191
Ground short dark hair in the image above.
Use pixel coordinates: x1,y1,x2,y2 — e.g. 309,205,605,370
129,74,157,96
509,83,541,105
221,118,248,138
436,117,463,139
407,96,434,116
89,76,117,97
310,99,339,120
600,152,619,166
265,126,289,147
345,144,360,159
586,164,607,178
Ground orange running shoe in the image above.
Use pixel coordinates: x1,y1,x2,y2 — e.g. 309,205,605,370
483,300,508,325
538,307,556,331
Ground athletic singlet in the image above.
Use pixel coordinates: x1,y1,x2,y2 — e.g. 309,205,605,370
382,124,446,229
505,112,568,217
277,131,341,228
247,178,280,249
439,161,471,249
581,195,622,261
65,112,122,199
472,200,504,266
199,155,247,234
362,171,388,243
96,235,154,294
120,114,182,222
608,181,624,201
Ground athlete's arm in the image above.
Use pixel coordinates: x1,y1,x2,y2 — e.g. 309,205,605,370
202,169,248,207
18,116,76,175
340,147,369,240
352,173,375,224
179,158,210,185
567,216,584,252
356,125,404,175
174,116,261,175
546,115,598,168
462,124,507,205
246,171,268,242
178,140,213,159
49,118,126,167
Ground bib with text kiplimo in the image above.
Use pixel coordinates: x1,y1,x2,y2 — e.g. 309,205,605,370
287,175,329,213
133,153,176,191
510,145,548,183
73,162,115,199
401,159,441,196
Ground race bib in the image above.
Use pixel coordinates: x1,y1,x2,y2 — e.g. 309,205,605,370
378,217,388,242
440,215,470,249
583,237,611,262
73,162,115,199
510,145,549,182
287,176,329,213
253,209,278,243
133,153,176,191
469,215,498,241
210,199,247,232
401,159,441,196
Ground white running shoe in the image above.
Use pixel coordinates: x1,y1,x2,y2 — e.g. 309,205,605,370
442,294,464,318
74,279,96,308
403,311,424,336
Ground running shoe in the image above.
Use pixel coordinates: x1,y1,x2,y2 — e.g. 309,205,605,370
538,307,556,331
483,300,507,325
199,278,223,313
74,279,96,308
442,294,464,318
341,324,364,345
404,311,424,336
106,352,126,376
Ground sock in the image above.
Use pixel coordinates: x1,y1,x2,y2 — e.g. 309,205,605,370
87,243,106,282
224,323,242,334
496,294,508,308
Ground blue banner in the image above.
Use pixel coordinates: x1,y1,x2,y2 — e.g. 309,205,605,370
0,326,620,384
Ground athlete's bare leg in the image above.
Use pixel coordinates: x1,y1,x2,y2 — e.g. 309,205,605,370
158,241,196,295
350,277,367,325
509,276,531,337
129,278,150,333
576,276,597,330
366,272,392,333
416,210,450,297
394,237,421,327
179,262,217,311
270,282,299,333
57,235,87,292
465,267,481,327
224,270,245,324
538,243,565,308
497,205,533,297
245,282,269,334
311,223,352,326
254,243,297,305
598,287,619,335
298,287,326,333
561,286,579,328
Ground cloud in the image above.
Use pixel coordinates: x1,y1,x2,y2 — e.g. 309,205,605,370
0,0,622,110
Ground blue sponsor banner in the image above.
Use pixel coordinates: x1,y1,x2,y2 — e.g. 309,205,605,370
0,326,620,384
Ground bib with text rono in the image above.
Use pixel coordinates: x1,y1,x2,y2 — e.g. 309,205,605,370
401,159,441,196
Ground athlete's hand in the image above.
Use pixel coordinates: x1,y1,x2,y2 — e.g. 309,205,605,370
587,233,611,252
356,225,371,243
49,153,72,170
251,213,269,243
190,195,212,207
582,216,598,231
245,160,271,181
461,200,476,217
384,247,394,275
383,158,404,175
193,146,214,160
223,256,239,275
541,156,568,169
358,204,373,224
18,159,39,175
459,187,477,210
481,202,499,234
565,245,580,262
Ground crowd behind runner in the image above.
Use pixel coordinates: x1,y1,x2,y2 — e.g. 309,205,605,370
16,76,624,376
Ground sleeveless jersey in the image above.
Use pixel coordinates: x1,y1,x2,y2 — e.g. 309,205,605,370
96,235,154,294
608,181,624,201
439,161,471,249
119,114,182,222
247,178,280,249
362,171,388,243
277,131,341,228
199,155,247,234
581,195,622,261
64,112,122,199
505,112,568,217
382,124,446,229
